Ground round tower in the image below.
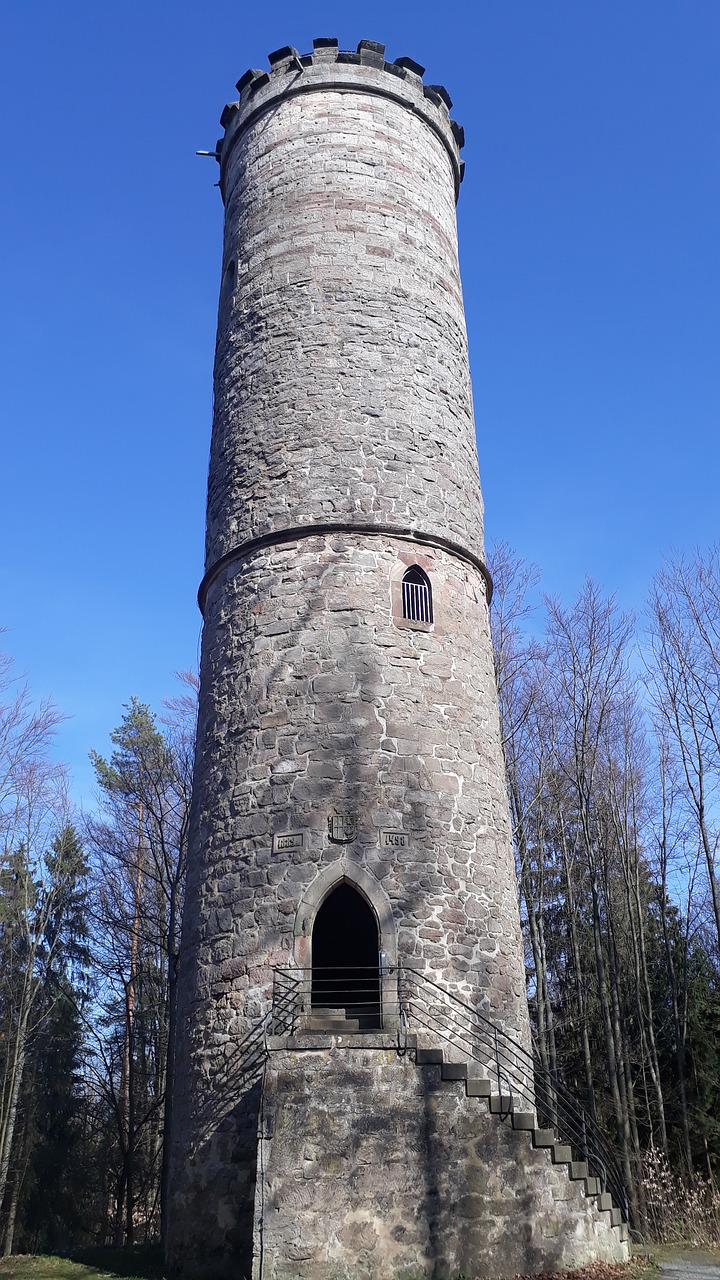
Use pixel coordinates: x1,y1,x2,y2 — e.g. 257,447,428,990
168,39,628,1280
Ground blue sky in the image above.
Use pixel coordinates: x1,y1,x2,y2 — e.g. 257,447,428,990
1,1,718,809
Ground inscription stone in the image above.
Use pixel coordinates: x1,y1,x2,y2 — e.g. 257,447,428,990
381,829,408,849
272,830,305,854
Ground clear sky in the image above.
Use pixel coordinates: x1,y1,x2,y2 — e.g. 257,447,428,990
1,1,718,810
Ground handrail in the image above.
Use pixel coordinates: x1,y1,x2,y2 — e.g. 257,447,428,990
269,963,629,1223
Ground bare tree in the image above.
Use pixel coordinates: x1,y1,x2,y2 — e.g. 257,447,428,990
544,582,641,1217
0,648,73,1228
648,549,720,953
489,546,559,1075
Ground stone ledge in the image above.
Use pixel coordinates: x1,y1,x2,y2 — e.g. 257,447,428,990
267,1030,409,1052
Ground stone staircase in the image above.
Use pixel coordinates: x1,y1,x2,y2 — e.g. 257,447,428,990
303,1005,382,1033
415,1045,628,1240
305,1007,361,1033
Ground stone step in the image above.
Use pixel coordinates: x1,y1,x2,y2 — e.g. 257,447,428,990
489,1094,514,1114
306,1014,361,1032
596,1192,613,1213
466,1077,492,1098
511,1111,536,1131
569,1161,589,1180
619,1222,629,1241
551,1143,573,1165
611,1207,623,1227
532,1129,556,1148
584,1176,601,1196
441,1062,468,1082
416,1047,444,1065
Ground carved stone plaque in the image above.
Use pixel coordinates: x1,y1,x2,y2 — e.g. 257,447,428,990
381,829,408,849
272,829,305,854
327,810,358,843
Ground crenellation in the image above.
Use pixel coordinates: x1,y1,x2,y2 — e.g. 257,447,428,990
267,45,300,67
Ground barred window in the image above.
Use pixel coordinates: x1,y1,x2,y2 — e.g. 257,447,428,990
402,566,433,624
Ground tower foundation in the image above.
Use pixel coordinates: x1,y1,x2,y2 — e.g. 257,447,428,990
254,1044,627,1280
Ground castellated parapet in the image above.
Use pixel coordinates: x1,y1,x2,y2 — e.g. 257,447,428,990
167,39,628,1280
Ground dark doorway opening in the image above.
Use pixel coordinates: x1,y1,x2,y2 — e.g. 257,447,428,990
311,882,381,1029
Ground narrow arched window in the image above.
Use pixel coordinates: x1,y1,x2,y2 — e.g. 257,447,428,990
220,258,236,309
402,566,433,624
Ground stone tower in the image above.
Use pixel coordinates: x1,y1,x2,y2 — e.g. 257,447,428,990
167,39,628,1280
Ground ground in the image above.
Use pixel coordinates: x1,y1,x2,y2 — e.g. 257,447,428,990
0,1246,717,1280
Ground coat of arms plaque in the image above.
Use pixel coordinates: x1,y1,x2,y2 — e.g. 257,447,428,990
327,810,358,843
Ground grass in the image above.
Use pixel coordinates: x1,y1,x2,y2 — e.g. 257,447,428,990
634,1243,720,1265
0,1247,164,1280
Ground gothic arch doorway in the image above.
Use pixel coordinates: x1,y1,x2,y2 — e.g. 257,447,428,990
311,882,381,1029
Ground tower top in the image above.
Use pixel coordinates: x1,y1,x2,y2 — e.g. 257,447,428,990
216,38,466,202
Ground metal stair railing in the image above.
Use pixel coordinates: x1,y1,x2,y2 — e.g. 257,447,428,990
270,967,305,1036
268,963,629,1224
396,966,628,1222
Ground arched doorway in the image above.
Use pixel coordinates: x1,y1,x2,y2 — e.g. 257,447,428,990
311,882,381,1029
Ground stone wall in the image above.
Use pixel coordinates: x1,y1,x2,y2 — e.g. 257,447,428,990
205,47,481,581
186,534,524,1018
254,1046,628,1280
168,531,528,1274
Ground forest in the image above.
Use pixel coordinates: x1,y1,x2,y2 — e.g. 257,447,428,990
0,546,718,1255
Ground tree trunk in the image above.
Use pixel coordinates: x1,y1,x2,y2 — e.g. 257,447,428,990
2,1167,21,1258
160,935,179,1244
558,815,596,1117
0,1010,29,1217
587,852,637,1220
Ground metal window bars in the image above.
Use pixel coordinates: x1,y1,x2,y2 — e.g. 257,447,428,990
402,573,432,623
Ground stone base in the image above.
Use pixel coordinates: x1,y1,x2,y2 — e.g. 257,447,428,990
253,1042,628,1279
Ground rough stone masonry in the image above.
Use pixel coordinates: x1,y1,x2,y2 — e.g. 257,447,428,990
166,38,629,1280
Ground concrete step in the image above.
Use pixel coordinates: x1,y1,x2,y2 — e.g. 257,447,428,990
416,1047,444,1066
569,1161,589,1180
584,1176,601,1196
619,1222,628,1241
441,1062,468,1082
466,1077,492,1098
610,1207,623,1227
532,1129,556,1148
597,1192,613,1213
489,1094,514,1114
511,1111,536,1131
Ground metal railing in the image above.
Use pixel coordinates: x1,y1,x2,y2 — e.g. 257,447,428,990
269,963,628,1223
271,966,382,1033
